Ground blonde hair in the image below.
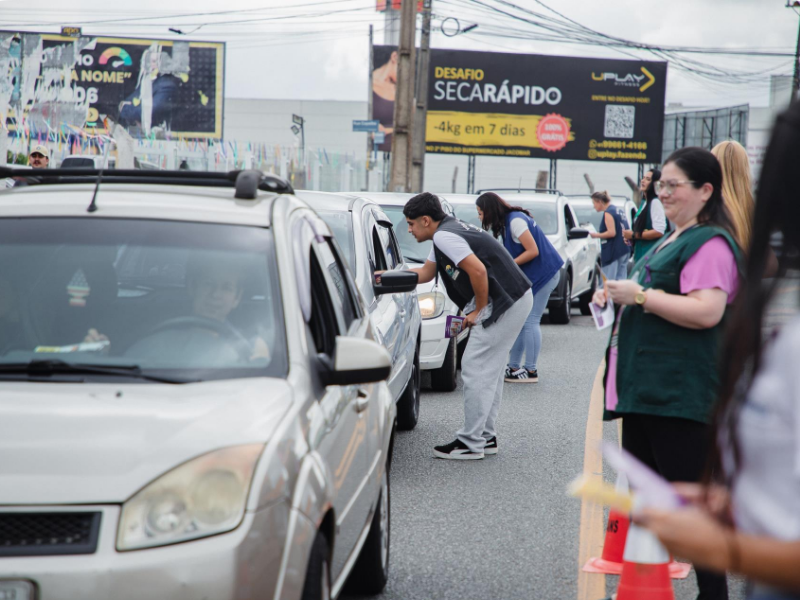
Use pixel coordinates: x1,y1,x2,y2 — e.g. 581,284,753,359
711,140,754,251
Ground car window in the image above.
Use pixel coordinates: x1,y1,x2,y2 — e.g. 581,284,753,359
60,158,95,168
0,218,287,381
382,205,431,263
452,205,483,229
516,202,558,235
376,223,399,270
564,204,577,230
308,249,340,357
316,240,358,331
316,210,355,272
573,205,603,230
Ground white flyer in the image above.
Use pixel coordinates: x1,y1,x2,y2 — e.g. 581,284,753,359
588,299,614,331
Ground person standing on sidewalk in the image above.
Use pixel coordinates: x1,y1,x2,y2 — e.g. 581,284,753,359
624,168,667,263
589,191,630,284
475,192,563,383
593,147,742,600
402,192,533,460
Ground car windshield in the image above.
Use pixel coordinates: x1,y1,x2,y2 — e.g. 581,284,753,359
317,210,356,271
60,158,96,168
573,205,603,230
452,201,559,236
0,218,287,382
382,206,430,263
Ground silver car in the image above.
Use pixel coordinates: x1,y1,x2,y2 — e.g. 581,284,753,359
297,191,423,430
0,167,409,600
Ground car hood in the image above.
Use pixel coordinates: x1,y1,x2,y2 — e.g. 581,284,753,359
0,378,293,505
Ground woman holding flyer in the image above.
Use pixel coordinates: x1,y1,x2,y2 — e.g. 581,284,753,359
593,146,742,600
476,192,563,383
634,105,800,600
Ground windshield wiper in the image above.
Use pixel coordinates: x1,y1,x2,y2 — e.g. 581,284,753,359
0,360,196,384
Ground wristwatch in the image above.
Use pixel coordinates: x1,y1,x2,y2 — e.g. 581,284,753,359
634,290,647,305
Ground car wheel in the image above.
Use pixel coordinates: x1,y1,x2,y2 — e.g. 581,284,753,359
346,467,391,595
549,275,572,324
396,342,420,430
301,531,331,600
430,337,457,392
578,267,598,316
456,331,469,370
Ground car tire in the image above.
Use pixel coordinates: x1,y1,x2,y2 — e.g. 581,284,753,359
578,267,598,316
549,274,572,325
456,332,468,370
430,337,457,392
396,342,420,430
301,531,331,600
346,467,391,595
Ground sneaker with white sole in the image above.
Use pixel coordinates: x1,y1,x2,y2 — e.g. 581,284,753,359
433,439,484,460
484,436,498,455
505,367,536,383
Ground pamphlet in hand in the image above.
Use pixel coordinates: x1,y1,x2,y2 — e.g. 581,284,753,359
589,299,614,331
602,442,685,510
445,315,465,338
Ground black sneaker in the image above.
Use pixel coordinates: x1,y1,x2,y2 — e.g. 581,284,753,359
527,369,539,383
484,436,498,455
505,367,536,383
433,439,484,460
504,365,512,378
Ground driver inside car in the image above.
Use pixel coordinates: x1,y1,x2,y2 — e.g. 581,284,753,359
85,256,270,361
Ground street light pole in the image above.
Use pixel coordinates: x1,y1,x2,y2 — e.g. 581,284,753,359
388,0,416,193
411,0,432,193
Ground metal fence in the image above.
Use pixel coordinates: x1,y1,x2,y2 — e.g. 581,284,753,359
662,105,749,162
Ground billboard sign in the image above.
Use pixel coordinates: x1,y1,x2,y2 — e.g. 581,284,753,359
1,32,225,139
371,46,667,162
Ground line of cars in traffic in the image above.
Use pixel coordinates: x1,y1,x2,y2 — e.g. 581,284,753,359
0,167,603,600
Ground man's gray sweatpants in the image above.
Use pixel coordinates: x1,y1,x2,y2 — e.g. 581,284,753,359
458,290,533,453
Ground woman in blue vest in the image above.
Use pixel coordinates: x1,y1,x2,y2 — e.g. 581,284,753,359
593,147,741,600
589,190,630,283
476,192,563,383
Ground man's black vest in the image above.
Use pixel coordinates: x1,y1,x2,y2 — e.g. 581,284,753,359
432,216,531,327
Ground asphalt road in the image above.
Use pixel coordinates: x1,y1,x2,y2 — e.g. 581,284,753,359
342,307,757,600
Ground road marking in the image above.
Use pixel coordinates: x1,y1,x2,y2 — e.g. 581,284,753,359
577,362,607,600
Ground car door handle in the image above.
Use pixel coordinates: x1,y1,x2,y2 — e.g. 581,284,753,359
355,388,370,413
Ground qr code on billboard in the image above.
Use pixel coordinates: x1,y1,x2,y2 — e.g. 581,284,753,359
604,105,635,139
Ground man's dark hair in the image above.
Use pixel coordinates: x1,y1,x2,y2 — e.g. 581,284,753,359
403,192,446,221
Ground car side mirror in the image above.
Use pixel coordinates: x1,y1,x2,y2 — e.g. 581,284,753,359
321,336,392,386
568,227,590,240
374,270,418,295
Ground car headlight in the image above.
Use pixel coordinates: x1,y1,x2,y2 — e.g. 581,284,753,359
117,444,264,551
418,292,446,319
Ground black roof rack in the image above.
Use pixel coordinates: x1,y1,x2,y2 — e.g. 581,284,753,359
476,188,563,196
0,167,294,197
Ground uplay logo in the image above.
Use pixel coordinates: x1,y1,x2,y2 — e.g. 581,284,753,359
591,67,655,92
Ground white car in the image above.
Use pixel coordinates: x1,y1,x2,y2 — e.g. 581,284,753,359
449,191,599,324
0,166,408,600
59,154,116,169
567,194,636,278
297,191,423,428
354,192,470,392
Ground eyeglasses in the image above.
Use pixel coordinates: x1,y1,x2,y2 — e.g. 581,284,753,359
29,153,46,159
654,180,695,195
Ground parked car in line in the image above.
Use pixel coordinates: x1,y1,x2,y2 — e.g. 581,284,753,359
297,191,423,428
351,192,469,392
59,154,116,169
0,166,407,600
567,193,635,279
449,191,598,324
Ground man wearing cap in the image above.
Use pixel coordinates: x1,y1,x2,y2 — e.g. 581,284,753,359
28,145,49,169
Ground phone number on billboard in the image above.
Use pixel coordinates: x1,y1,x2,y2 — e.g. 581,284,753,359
588,140,648,150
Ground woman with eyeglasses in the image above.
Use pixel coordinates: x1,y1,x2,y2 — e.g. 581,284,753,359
593,146,742,600
623,168,667,263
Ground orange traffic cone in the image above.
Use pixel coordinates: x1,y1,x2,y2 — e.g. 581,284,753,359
616,521,674,600
583,473,630,575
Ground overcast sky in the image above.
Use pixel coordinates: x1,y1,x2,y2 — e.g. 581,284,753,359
2,0,798,108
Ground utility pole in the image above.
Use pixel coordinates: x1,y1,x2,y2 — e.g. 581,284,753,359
388,0,416,193
789,1,800,102
411,0,432,193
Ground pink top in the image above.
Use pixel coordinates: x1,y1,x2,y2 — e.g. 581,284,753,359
605,237,739,411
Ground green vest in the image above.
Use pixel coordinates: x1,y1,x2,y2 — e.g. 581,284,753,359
632,200,657,263
603,225,741,424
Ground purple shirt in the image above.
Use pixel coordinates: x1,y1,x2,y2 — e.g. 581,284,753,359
605,237,739,411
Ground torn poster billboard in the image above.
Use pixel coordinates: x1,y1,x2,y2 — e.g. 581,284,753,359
0,32,225,139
